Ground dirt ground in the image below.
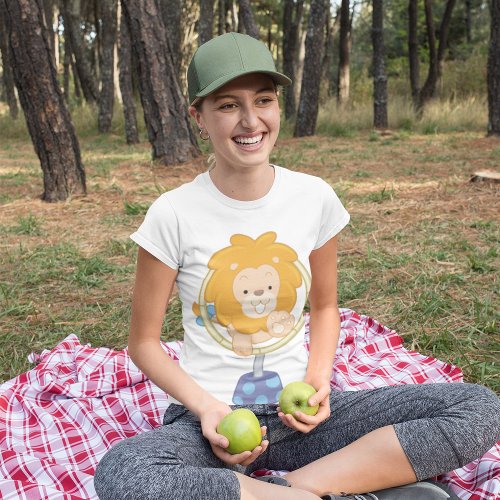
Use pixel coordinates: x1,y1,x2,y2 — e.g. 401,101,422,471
0,131,498,388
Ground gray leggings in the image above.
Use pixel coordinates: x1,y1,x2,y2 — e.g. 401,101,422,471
94,383,500,500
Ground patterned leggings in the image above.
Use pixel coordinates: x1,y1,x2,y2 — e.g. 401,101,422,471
94,382,500,500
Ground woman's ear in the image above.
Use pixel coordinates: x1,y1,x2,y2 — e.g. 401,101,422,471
188,106,204,129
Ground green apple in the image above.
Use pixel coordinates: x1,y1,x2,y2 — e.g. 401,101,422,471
216,408,262,455
279,381,319,417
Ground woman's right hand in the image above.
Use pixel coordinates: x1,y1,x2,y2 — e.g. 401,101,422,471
199,402,269,466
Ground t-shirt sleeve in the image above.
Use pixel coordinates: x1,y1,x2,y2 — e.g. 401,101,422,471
129,194,180,270
314,180,350,249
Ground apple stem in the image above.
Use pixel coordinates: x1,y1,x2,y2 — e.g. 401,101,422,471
253,354,265,377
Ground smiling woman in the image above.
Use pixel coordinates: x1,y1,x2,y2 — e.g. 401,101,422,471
189,74,281,201
93,32,500,500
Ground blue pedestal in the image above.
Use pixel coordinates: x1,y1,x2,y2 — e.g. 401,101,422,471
232,370,283,405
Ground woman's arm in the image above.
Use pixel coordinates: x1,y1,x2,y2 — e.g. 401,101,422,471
128,248,268,464
306,234,341,387
128,247,221,415
278,235,340,432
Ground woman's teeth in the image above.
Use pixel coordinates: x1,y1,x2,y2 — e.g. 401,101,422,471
234,134,263,144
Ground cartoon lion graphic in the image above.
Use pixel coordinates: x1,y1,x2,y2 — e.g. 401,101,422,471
193,232,303,356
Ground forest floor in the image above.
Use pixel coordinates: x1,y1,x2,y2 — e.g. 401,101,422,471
0,130,498,391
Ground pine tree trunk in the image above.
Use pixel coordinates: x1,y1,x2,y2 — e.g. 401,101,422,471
118,7,139,144
63,25,71,100
418,0,438,110
199,0,214,45
321,6,338,99
42,0,56,68
408,0,419,107
465,0,472,44
282,0,304,120
372,0,388,129
436,0,457,79
487,0,500,135
121,0,200,164
0,1,18,119
217,0,225,35
159,0,182,74
98,0,117,133
337,0,350,107
237,0,259,38
61,0,99,104
294,0,328,137
418,0,456,110
93,0,101,82
295,23,306,109
3,0,86,202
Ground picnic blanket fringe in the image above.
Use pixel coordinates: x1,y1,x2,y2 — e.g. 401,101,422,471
1,309,498,500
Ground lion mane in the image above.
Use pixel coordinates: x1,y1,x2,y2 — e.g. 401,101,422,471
202,232,302,335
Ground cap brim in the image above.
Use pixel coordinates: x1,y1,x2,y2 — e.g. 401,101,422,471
191,69,292,105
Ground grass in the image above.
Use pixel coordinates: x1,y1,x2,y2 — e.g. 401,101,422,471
0,120,498,393
316,95,488,136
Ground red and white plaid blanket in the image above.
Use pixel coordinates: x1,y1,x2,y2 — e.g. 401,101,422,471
1,309,498,500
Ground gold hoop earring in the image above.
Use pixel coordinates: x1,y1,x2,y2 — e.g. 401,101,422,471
199,128,210,141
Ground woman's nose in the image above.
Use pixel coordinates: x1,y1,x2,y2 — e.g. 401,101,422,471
240,106,259,129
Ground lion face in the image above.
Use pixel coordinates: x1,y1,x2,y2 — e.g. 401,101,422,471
202,232,303,335
233,264,280,318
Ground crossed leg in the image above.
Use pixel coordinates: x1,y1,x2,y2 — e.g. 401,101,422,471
243,382,500,498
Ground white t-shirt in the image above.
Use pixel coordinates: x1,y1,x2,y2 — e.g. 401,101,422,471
130,165,350,405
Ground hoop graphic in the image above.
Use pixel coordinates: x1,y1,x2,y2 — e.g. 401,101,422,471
198,259,311,355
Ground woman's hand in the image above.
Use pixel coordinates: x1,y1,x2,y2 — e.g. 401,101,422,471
199,402,269,466
277,380,331,433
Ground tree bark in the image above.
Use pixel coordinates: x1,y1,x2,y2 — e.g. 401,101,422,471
42,0,56,68
337,0,350,106
217,0,226,36
199,0,214,45
98,0,118,133
418,0,457,110
61,0,99,104
436,0,457,78
282,0,304,120
321,5,339,99
230,0,238,32
408,0,419,107
372,0,388,129
159,0,182,75
0,0,18,118
294,21,306,110
63,22,71,100
237,0,259,38
465,0,472,44
294,0,328,137
118,6,139,144
418,0,438,110
487,0,500,135
3,0,86,201
121,0,200,164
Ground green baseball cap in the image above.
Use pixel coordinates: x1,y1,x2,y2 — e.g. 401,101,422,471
187,32,292,105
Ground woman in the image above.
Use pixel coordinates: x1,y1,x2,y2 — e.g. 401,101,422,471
94,33,500,500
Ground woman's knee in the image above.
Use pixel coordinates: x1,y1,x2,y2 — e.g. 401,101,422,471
93,438,178,500
94,440,135,500
450,383,500,464
465,383,500,428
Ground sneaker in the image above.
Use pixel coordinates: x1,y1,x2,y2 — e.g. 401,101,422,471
254,475,290,487
321,480,460,499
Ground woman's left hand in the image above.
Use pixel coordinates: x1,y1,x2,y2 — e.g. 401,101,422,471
277,381,331,433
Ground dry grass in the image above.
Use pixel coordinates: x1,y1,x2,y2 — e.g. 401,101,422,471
0,130,498,391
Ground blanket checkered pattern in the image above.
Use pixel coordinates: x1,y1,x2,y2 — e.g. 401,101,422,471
1,309,498,499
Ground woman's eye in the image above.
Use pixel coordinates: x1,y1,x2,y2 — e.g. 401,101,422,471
257,97,274,105
219,103,236,110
